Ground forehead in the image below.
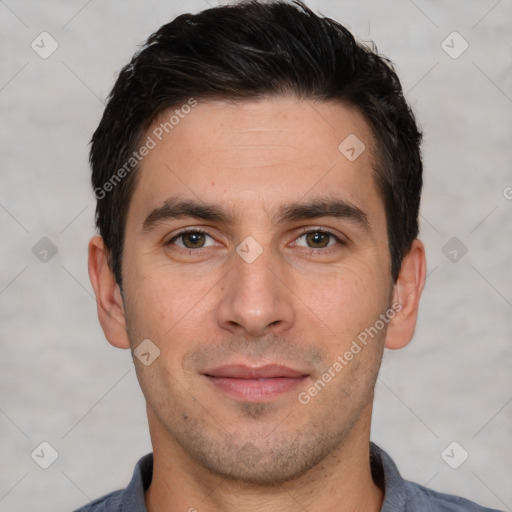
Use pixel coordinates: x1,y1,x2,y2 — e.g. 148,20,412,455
128,97,383,226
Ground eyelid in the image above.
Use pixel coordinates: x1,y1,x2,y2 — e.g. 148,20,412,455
167,227,216,247
292,226,347,245
165,226,347,250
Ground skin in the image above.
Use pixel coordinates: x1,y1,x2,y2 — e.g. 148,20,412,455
89,96,426,512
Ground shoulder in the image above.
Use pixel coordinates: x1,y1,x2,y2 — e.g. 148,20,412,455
403,479,505,511
71,489,124,511
71,452,153,512
371,443,504,512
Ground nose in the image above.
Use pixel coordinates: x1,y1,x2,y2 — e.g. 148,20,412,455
216,247,295,338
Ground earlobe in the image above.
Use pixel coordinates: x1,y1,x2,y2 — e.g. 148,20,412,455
384,239,426,350
88,235,131,349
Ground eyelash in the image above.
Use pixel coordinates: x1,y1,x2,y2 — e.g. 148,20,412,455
167,228,215,249
166,227,345,252
294,227,345,251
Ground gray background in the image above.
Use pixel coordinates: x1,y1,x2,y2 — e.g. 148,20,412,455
1,0,511,511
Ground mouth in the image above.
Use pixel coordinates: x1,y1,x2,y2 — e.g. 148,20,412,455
202,364,309,402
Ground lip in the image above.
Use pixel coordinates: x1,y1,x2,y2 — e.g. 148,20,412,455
202,364,309,401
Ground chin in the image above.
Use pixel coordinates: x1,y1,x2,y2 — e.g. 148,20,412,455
185,431,337,486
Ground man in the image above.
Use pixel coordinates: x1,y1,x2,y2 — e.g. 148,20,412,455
78,1,502,511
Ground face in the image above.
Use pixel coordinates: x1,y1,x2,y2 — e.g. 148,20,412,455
120,97,394,484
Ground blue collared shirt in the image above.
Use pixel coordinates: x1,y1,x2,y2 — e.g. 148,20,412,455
73,443,504,511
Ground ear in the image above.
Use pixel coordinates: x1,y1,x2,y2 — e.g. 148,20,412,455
385,239,426,350
88,235,130,349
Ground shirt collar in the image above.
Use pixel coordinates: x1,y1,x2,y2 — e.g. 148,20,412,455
120,452,153,511
370,442,407,511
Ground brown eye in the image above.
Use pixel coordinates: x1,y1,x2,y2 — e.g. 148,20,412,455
169,230,215,249
305,231,332,248
181,232,206,248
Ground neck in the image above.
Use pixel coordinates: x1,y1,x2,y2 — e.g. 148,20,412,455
145,404,383,512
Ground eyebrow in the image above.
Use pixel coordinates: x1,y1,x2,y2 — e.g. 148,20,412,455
142,197,233,232
142,196,370,234
274,198,370,232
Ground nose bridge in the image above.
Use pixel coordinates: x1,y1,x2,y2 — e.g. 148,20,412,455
240,251,274,297
216,239,294,336
232,241,278,307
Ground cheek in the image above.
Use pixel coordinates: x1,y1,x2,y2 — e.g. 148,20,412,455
124,263,219,348
292,256,391,339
